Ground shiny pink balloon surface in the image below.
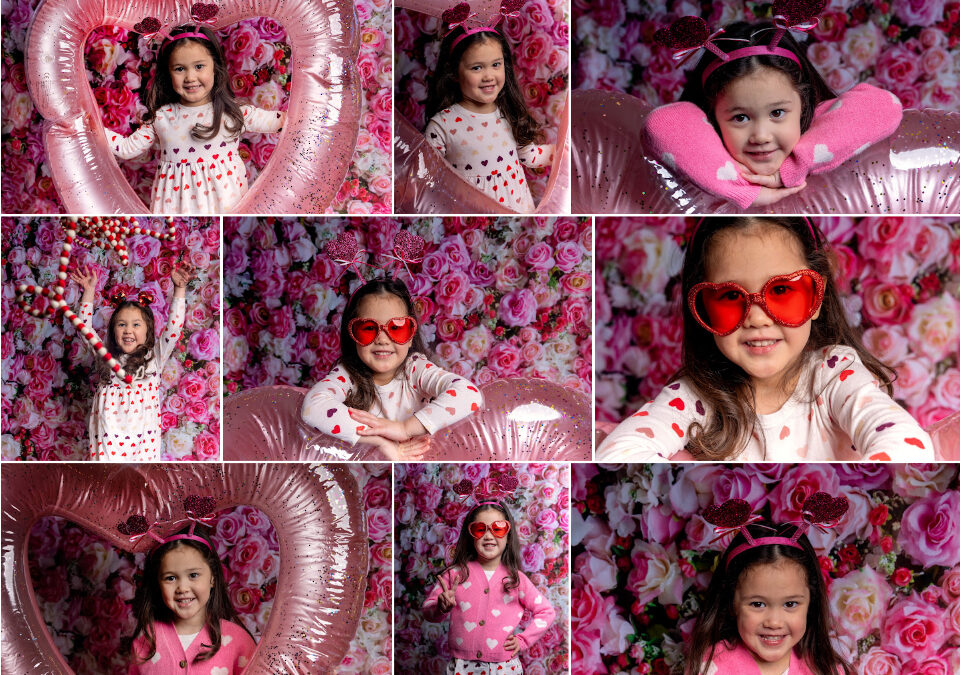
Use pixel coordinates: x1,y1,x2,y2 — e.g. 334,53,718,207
223,379,591,460
572,89,960,214
25,0,361,214
395,96,571,214
1,463,368,673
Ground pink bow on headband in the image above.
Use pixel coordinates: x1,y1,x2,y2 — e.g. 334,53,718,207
769,0,826,47
653,16,734,64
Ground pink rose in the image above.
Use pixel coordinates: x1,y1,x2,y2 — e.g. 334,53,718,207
486,341,522,378
192,430,219,461
907,295,960,362
829,565,892,639
188,327,219,361
899,491,960,567
893,0,947,27
857,646,902,675
861,279,914,326
231,532,269,574
626,540,684,606
215,512,246,549
940,565,960,601
524,242,556,272
366,507,390,542
228,583,262,614
881,593,947,661
875,45,922,90
862,325,909,367
177,372,208,402
436,270,471,308
498,288,537,327
520,542,545,572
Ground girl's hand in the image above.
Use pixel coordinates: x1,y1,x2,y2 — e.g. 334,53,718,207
349,409,410,442
437,575,457,613
751,182,807,207
740,169,784,188
69,264,98,303
397,436,430,461
503,635,521,656
171,261,195,289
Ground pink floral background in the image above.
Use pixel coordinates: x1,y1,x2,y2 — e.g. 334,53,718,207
1,0,392,214
571,463,960,674
1,216,221,461
26,463,390,675
595,216,960,428
395,462,570,674
395,1,569,198
573,0,960,111
222,217,593,395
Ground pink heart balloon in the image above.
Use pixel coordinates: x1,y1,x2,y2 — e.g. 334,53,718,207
0,463,368,673
572,89,960,214
25,0,361,213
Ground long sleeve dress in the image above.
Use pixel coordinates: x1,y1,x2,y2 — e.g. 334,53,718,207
596,346,935,462
643,83,903,208
81,297,185,461
109,103,285,214
425,103,553,213
301,353,483,445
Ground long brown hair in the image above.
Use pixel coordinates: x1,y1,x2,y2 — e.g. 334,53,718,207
425,29,542,147
337,279,429,411
441,502,522,593
684,522,851,675
128,528,253,664
144,25,244,141
677,217,895,458
101,300,156,380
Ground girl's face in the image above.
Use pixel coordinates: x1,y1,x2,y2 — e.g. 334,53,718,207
714,66,802,176
113,306,149,354
470,509,508,567
169,41,215,107
734,559,809,672
457,38,505,114
158,545,213,632
704,226,818,407
353,293,412,386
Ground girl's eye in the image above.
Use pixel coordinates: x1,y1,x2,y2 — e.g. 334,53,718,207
750,601,765,608
785,601,798,608
189,572,200,578
770,284,792,296
771,109,786,119
732,114,748,123
719,289,744,302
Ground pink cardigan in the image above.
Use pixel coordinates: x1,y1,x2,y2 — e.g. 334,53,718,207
703,642,818,674
423,561,556,662
644,83,903,208
128,619,256,674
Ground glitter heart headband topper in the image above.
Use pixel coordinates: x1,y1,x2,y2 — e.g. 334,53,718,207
323,230,425,290
116,494,218,552
452,470,520,507
702,491,849,568
443,0,525,49
132,2,220,43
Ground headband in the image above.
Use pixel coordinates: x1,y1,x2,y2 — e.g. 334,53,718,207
133,2,219,42
703,492,848,568
110,289,156,309
690,216,820,250
453,471,519,506
444,0,523,51
701,45,802,84
116,495,218,553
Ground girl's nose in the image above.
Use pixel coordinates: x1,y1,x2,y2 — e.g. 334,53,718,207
749,123,772,143
742,301,773,327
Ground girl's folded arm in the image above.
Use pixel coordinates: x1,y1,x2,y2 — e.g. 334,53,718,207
518,143,554,168
514,573,555,649
779,83,903,187
240,105,286,133
301,365,364,445
821,348,934,461
408,354,483,434
425,119,448,155
643,101,762,209
595,380,700,461
107,124,156,159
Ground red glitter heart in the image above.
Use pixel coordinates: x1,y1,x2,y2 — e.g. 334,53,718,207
653,16,709,50
703,499,753,528
183,494,217,517
453,479,474,496
133,17,162,35
323,231,360,262
500,0,523,15
496,474,519,492
442,2,471,25
393,230,425,262
190,2,219,23
801,492,848,524
116,514,149,536
772,0,826,25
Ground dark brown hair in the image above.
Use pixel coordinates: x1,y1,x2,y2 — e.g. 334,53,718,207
677,217,895,459
337,279,428,411
102,300,156,380
684,522,851,675
144,25,244,141
128,528,253,665
679,21,837,135
441,502,522,593
425,29,542,146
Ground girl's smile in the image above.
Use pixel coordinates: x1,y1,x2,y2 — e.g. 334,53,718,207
113,306,149,354
168,41,215,107
457,39,505,114
157,545,214,633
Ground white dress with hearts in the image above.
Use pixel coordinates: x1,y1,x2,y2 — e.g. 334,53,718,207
81,297,184,461
301,353,483,445
109,102,285,214
425,103,553,213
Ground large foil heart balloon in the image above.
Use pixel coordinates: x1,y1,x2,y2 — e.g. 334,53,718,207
0,463,368,673
572,89,960,214
24,0,361,213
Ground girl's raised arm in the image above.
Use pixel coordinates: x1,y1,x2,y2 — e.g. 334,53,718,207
406,353,483,433
70,265,99,327
421,569,457,622
108,125,157,160
239,105,286,134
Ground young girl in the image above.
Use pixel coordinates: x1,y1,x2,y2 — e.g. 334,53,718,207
687,516,850,674
644,18,902,208
109,24,286,214
596,217,934,462
71,262,193,461
301,279,483,461
424,5,553,213
422,502,555,674
128,529,256,673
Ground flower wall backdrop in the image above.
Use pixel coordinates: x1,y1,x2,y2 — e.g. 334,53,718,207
395,462,570,674
395,2,569,199
26,463,390,675
1,216,221,461
573,0,960,111
223,217,593,395
571,463,960,675
595,216,960,428
1,0,392,213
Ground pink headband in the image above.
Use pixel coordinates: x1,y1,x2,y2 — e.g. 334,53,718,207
452,27,499,50
701,45,802,84
703,492,849,568
116,495,219,553
169,31,210,42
